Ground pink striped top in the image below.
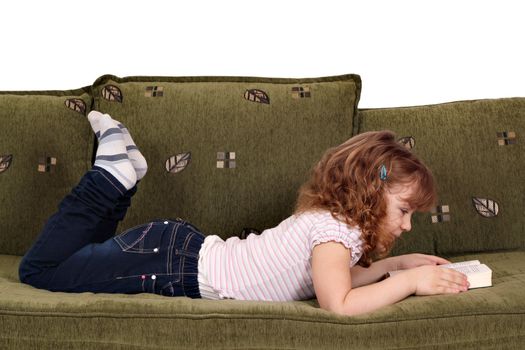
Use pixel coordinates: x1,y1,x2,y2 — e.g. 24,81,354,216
197,210,364,301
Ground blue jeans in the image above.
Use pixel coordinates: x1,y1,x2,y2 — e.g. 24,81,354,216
19,166,204,298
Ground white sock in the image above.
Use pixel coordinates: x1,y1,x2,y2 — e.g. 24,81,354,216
87,110,105,140
88,112,137,190
87,111,147,181
114,120,148,181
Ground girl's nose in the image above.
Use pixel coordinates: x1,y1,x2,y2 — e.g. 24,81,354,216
401,215,412,232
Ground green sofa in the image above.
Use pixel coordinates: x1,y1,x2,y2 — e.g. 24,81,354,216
0,74,523,349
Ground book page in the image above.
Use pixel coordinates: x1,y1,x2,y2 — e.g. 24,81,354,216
388,260,489,277
442,264,491,275
439,260,480,269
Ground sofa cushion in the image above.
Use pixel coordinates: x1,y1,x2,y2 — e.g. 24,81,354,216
0,89,94,255
91,74,361,239
358,98,525,256
1,251,524,349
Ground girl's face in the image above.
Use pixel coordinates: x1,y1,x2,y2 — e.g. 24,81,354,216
382,182,419,238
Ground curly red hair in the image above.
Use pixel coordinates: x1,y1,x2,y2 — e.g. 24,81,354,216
294,130,437,267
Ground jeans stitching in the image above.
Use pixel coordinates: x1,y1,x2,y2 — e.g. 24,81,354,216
113,222,151,250
151,277,156,293
160,281,173,296
177,231,184,283
68,222,199,295
67,274,191,293
167,223,177,275
65,275,132,290
175,233,200,259
117,222,154,250
90,169,124,196
116,273,189,279
114,222,170,254
179,231,195,293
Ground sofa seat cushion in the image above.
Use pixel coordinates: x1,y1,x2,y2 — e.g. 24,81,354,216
1,251,524,349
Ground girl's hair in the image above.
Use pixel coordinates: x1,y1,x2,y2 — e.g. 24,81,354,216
294,130,437,267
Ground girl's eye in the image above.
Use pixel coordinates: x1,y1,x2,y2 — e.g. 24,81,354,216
401,209,409,215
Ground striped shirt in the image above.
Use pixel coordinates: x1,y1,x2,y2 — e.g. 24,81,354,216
197,210,364,301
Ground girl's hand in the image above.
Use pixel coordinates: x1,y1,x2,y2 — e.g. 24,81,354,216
390,253,451,271
408,265,469,295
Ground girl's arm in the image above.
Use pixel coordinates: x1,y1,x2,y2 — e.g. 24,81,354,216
312,242,468,316
349,258,395,288
350,253,455,288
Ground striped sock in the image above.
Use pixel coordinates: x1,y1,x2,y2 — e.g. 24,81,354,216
87,110,105,140
87,111,147,181
114,120,148,181
88,113,137,190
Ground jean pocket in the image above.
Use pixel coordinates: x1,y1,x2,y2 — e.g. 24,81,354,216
114,221,168,254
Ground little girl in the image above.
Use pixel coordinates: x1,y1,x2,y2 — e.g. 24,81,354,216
19,111,469,316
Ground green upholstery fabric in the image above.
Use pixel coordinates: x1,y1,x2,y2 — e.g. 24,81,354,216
0,89,94,255
358,98,525,256
1,251,524,349
1,77,524,349
91,74,361,240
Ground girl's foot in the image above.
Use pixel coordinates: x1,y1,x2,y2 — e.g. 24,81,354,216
114,120,148,181
88,111,147,181
88,112,136,190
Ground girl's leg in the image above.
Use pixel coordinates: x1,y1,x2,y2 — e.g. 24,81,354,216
90,182,138,243
27,217,205,297
20,165,204,297
19,166,130,288
19,113,137,288
88,111,147,243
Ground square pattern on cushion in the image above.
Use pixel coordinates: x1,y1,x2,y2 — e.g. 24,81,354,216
91,74,361,239
357,98,525,256
0,88,94,255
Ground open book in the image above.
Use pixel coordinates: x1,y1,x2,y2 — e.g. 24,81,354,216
388,260,492,289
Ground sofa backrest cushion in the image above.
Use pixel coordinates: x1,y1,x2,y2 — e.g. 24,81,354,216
91,74,361,240
357,98,525,256
0,88,94,255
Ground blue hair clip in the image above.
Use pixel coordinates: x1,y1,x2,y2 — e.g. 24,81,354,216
379,164,388,181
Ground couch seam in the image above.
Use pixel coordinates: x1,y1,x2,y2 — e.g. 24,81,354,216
0,309,524,326
357,96,525,112
92,73,362,86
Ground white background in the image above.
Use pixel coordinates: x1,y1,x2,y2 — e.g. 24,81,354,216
0,0,523,108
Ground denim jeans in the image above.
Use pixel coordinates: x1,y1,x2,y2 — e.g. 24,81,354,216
19,166,204,298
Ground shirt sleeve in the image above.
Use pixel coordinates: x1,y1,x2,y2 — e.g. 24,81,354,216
309,219,364,265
